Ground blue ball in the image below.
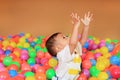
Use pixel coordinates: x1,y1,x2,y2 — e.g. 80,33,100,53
30,42,36,47
9,70,18,77
106,44,114,52
90,59,96,66
110,56,119,65
5,50,11,56
83,42,89,48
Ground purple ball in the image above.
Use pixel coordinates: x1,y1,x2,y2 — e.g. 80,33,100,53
20,53,29,60
0,63,4,68
98,42,106,48
94,52,102,59
92,44,98,50
35,57,40,64
0,49,4,55
21,50,28,54
82,69,90,77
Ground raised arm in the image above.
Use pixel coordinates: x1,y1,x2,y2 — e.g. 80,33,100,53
69,13,80,53
80,12,93,46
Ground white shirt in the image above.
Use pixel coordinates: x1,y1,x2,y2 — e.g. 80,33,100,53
56,42,82,80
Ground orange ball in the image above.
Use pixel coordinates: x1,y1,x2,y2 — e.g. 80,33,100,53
35,73,46,80
8,64,18,71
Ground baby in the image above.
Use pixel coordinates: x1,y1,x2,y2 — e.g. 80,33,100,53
46,12,93,80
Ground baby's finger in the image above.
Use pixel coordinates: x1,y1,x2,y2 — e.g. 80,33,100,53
89,14,93,19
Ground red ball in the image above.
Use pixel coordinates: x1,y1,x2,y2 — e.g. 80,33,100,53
77,73,87,80
37,51,45,59
82,60,92,69
110,65,120,78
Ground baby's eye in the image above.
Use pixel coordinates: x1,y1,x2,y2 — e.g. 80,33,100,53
63,36,66,39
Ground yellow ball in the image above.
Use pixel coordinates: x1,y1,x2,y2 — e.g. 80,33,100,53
2,40,9,47
25,33,31,38
19,37,26,43
89,77,98,80
100,47,108,54
10,41,16,48
98,72,108,80
96,62,105,71
48,58,58,67
25,76,35,80
24,43,30,48
14,51,20,57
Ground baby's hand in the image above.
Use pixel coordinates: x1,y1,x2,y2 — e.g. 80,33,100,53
81,12,93,26
71,13,80,28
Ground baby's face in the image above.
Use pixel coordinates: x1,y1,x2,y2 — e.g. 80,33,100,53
55,33,69,50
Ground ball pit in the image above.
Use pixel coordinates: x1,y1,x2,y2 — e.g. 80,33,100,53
0,33,120,80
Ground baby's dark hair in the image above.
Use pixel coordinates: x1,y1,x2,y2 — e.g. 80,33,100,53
45,32,61,57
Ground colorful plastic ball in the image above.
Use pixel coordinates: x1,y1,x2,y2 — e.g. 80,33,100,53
8,64,18,71
100,46,109,54
85,52,94,60
0,49,4,55
98,72,108,80
23,43,30,48
30,42,36,47
24,71,34,77
37,51,45,59
82,69,90,78
28,50,36,58
8,70,18,77
82,60,92,69
0,63,4,68
110,56,119,65
5,50,11,56
89,66,100,77
92,43,98,50
88,77,98,80
96,62,106,71
11,61,20,69
0,71,10,79
46,68,56,79
21,63,31,72
14,75,24,80
35,73,46,80
48,58,58,68
35,66,46,74
20,53,29,60
0,55,5,62
3,56,12,66
106,44,114,52
98,41,106,48
45,52,52,59
27,58,35,65
83,42,89,48
109,65,120,78
40,58,49,65
90,59,96,66
25,76,35,80
77,73,87,80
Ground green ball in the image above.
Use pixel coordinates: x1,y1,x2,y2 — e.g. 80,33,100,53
27,58,35,65
88,35,93,40
116,51,120,58
46,68,56,79
11,61,20,68
3,56,12,66
29,50,36,58
24,71,34,77
90,66,100,77
112,39,119,44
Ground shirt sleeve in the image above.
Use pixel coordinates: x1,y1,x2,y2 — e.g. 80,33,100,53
57,45,73,63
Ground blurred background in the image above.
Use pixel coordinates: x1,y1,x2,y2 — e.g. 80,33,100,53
0,0,120,40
